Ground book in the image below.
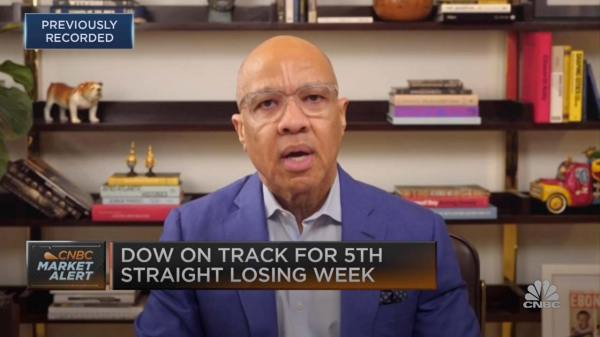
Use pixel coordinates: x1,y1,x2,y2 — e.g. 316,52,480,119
431,205,498,220
50,7,135,13
1,158,92,218
387,115,481,125
586,61,600,120
307,0,317,23
101,196,182,205
401,196,489,208
390,94,479,106
0,170,69,219
568,50,585,122
551,45,566,123
390,87,473,95
437,12,516,23
563,46,573,122
521,32,552,124
317,16,373,23
92,204,177,221
285,0,294,23
53,0,136,5
389,105,480,117
394,184,490,197
51,290,139,305
407,79,464,89
438,4,511,13
9,159,89,217
107,173,181,187
100,184,182,198
48,300,145,320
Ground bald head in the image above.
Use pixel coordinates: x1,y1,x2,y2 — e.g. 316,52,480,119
236,36,338,106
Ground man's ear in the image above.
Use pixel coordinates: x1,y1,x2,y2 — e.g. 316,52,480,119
231,113,247,151
338,98,349,132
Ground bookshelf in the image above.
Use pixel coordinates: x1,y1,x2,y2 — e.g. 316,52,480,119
1,2,599,336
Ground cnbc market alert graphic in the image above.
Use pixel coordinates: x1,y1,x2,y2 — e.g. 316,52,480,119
27,241,106,289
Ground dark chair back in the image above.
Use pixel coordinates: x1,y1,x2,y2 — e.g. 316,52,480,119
449,234,484,333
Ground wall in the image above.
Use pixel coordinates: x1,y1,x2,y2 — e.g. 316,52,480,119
1,1,599,336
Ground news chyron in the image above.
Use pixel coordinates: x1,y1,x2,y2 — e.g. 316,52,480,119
27,241,106,290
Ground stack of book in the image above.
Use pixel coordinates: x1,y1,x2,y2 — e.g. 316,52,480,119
275,0,373,24
437,2,515,23
48,289,144,321
50,0,147,23
522,32,600,124
387,79,481,125
0,158,93,219
394,185,497,220
92,173,183,222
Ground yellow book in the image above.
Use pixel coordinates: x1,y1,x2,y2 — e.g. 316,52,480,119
568,50,584,122
478,0,508,3
107,173,181,186
562,46,572,122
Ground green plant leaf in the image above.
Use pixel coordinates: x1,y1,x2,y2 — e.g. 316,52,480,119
0,85,33,140
0,138,7,179
0,60,34,96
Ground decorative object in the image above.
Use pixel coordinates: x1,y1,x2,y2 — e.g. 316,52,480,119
145,145,156,177
126,142,137,177
0,60,33,179
534,0,600,19
373,0,433,21
43,81,103,124
541,264,600,337
207,0,235,23
530,146,600,214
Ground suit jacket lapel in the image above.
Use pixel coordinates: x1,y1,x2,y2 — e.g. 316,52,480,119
338,167,384,337
222,174,278,337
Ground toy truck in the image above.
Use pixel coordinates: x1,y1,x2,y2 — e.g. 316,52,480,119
530,147,600,214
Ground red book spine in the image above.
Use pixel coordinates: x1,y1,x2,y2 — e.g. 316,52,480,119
405,196,489,208
521,32,552,124
92,204,177,222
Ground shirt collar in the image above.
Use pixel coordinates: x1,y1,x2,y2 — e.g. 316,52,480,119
262,173,341,223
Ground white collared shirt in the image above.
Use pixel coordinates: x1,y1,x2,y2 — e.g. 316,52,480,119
262,174,342,337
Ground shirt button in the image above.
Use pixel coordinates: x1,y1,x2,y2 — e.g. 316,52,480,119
296,302,304,311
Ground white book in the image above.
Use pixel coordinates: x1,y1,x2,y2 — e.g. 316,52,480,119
285,0,294,23
551,45,566,123
308,0,317,23
317,16,374,24
438,4,511,13
51,290,139,305
387,115,481,125
48,302,144,320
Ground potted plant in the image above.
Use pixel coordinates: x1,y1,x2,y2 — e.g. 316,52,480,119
0,57,33,178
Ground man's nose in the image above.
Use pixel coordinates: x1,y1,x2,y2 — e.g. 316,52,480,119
277,97,309,134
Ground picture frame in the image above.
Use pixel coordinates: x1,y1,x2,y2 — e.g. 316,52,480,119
534,0,600,19
541,264,600,337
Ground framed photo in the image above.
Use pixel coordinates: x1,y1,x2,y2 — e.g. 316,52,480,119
535,0,600,19
542,264,600,337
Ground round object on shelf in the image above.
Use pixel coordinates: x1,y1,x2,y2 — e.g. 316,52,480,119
373,0,433,21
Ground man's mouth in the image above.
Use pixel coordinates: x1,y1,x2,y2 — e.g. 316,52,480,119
281,146,315,172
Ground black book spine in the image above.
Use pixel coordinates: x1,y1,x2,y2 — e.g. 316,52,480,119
438,13,516,23
12,162,86,218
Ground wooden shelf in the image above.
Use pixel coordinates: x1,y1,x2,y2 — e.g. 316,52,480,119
2,283,538,324
33,100,600,132
1,191,599,227
3,5,600,32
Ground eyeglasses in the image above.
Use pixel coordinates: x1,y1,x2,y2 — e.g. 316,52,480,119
239,83,339,123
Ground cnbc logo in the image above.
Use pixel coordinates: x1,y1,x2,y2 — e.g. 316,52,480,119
523,280,560,309
27,241,105,290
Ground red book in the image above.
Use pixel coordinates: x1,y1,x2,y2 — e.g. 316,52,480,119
405,196,489,208
521,32,552,124
92,204,177,222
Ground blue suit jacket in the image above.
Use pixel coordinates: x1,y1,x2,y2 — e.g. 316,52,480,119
136,167,481,337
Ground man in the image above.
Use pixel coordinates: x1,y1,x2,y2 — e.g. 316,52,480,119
136,35,480,337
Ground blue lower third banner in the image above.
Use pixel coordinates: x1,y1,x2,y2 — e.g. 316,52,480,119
24,13,134,49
